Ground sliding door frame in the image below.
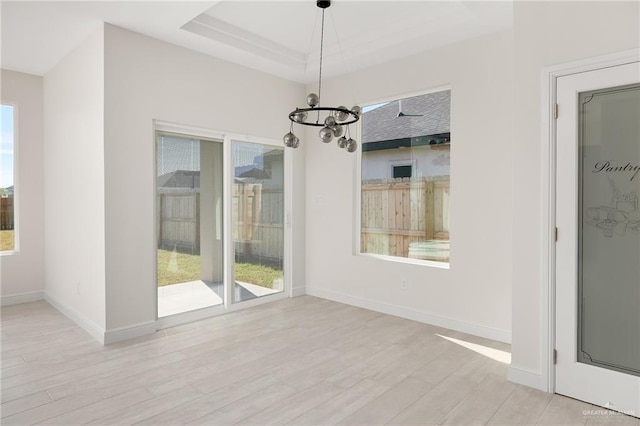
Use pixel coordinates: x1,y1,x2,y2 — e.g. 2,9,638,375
223,133,292,312
154,121,293,329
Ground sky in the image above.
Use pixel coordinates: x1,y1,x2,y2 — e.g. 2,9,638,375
362,102,388,113
0,105,14,189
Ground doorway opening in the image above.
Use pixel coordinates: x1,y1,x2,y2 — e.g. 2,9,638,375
154,126,290,321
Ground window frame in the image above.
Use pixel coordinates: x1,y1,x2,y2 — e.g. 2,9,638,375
389,158,417,179
355,87,451,268
392,165,412,179
1,102,18,256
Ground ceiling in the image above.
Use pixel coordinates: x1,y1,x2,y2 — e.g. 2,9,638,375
1,1,513,84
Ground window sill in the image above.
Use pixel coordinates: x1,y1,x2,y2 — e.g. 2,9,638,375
358,252,450,269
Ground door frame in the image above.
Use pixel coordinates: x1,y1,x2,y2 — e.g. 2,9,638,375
540,48,640,394
153,120,294,330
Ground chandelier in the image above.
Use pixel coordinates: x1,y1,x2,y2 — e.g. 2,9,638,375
283,0,360,153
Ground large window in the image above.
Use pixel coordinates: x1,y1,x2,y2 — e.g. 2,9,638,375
1,104,15,252
360,90,450,263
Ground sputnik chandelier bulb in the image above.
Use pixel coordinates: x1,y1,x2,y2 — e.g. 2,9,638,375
283,0,360,153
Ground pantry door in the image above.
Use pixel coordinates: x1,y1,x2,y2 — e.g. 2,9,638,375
555,61,640,417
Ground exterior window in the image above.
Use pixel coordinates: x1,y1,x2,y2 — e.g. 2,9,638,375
393,165,412,179
1,105,15,252
360,90,450,263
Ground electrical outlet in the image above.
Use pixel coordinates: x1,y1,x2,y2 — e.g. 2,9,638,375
401,278,408,290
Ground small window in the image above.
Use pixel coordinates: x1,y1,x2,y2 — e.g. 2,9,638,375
360,90,450,263
1,104,15,252
393,165,412,179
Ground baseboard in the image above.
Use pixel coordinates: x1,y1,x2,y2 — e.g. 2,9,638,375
291,286,306,297
1,290,44,306
156,304,226,330
44,293,106,344
507,365,548,392
104,321,157,345
305,286,511,343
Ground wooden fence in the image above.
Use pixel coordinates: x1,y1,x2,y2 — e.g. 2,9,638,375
232,183,284,263
157,191,200,252
0,197,14,230
157,184,284,262
361,177,449,259
157,177,449,262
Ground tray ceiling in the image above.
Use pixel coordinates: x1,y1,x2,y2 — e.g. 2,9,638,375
1,1,513,83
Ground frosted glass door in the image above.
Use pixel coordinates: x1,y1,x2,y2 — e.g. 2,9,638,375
556,61,640,417
578,84,640,376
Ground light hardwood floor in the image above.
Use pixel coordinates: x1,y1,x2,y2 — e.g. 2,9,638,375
1,296,639,425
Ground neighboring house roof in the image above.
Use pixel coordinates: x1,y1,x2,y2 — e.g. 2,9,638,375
237,167,271,179
263,148,283,158
157,170,200,189
362,90,450,150
157,165,277,188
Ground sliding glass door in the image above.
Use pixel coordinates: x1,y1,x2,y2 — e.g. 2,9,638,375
155,129,288,320
156,132,224,317
231,141,285,303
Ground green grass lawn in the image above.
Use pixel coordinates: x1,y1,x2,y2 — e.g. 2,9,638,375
232,261,283,288
0,230,14,252
157,249,201,287
157,248,282,288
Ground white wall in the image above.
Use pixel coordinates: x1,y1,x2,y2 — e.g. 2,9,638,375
12,5,636,385
43,27,106,337
0,70,44,305
510,1,640,390
305,29,515,342
103,25,305,334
